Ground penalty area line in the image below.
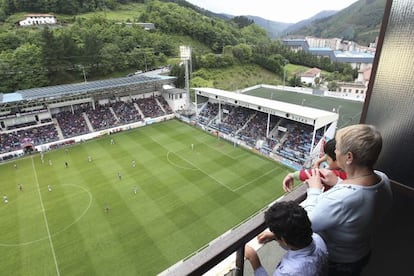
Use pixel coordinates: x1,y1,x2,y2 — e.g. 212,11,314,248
202,141,247,160
174,152,234,192
234,168,279,192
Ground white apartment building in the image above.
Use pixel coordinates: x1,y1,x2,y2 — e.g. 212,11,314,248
19,14,57,26
326,67,372,101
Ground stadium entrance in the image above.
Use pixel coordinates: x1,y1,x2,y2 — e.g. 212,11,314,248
21,137,35,154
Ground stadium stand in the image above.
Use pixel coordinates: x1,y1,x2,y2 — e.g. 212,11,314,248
86,103,119,131
111,100,142,124
194,88,338,168
196,102,324,166
0,75,175,159
0,123,59,154
1,74,336,171
134,96,166,118
53,108,90,138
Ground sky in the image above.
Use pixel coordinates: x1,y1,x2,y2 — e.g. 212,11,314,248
186,0,360,23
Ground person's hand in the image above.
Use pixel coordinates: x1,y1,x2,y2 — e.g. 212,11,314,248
304,168,324,189
282,173,295,192
257,230,275,244
319,169,339,187
313,155,327,168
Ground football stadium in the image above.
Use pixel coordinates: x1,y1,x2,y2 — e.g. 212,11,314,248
0,74,362,275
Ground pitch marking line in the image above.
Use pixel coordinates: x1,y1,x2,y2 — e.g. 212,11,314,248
201,141,248,160
167,149,277,192
0,184,92,247
234,167,279,192
171,151,233,191
31,157,61,276
166,151,198,171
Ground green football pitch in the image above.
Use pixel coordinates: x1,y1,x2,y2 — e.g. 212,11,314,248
244,87,364,128
0,119,291,275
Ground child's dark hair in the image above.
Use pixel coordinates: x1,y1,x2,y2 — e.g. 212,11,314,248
264,201,312,248
324,139,336,161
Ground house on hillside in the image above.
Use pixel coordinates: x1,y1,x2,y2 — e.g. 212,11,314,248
300,68,321,86
18,14,57,26
326,67,372,101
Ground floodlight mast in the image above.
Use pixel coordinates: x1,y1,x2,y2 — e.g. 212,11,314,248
180,46,191,110
283,59,289,88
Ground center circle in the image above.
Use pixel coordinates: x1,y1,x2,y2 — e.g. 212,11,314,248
0,184,92,247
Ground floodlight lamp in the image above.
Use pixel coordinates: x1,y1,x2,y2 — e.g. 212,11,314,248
180,46,191,61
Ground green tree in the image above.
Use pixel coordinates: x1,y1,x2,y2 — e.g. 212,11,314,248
40,28,65,82
289,74,302,87
1,0,17,16
13,43,48,89
201,53,222,68
327,81,339,91
100,43,126,74
232,44,252,64
170,63,185,88
0,44,48,92
231,16,254,28
0,32,23,51
80,30,103,75
59,32,80,67
240,24,270,45
0,51,14,92
128,47,148,70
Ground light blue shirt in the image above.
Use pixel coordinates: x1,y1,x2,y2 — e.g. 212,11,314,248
254,233,328,276
302,170,393,263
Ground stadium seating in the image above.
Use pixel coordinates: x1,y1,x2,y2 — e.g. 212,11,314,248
0,124,59,154
196,101,325,166
0,96,173,155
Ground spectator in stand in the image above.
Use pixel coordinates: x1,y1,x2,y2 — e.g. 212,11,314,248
111,101,141,124
54,109,89,138
0,124,59,154
86,103,118,131
134,96,164,118
261,124,393,275
282,139,346,193
245,201,328,276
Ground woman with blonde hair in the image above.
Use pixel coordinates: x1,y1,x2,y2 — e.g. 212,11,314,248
259,124,393,275
303,124,393,275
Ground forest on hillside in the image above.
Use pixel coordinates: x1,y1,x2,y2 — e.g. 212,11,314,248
0,0,145,17
0,0,355,93
289,0,386,46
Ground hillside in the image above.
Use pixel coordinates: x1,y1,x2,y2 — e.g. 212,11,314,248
287,0,386,46
0,0,358,93
282,10,338,36
245,16,292,38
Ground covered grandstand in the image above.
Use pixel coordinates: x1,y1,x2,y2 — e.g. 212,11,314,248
0,74,177,159
0,74,175,107
194,87,338,168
